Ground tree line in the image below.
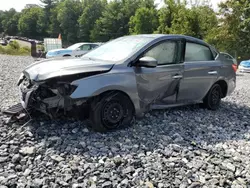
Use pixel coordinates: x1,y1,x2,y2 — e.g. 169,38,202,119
0,0,249,60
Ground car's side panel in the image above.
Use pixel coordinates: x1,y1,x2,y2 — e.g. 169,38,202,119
70,68,143,116
177,40,222,103
131,38,185,107
218,54,236,96
134,64,184,105
178,61,221,102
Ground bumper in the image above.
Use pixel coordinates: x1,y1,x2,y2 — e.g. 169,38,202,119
227,78,236,96
18,81,85,116
18,83,35,109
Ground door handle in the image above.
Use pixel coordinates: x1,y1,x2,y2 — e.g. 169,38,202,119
208,71,218,75
172,75,183,79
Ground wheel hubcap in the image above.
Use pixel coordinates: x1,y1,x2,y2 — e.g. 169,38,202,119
102,102,124,128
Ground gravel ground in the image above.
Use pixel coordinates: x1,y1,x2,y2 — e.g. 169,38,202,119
0,54,250,188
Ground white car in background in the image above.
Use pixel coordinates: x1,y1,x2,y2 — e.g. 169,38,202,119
46,42,102,59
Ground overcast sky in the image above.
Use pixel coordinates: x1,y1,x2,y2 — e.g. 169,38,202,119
0,0,222,12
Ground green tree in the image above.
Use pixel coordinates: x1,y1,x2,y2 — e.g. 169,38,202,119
169,2,194,36
156,0,217,39
90,0,124,42
129,7,158,34
91,0,152,42
40,0,58,35
206,0,250,60
78,0,107,42
18,7,45,38
194,6,217,39
0,11,5,34
48,5,61,37
156,0,181,34
56,0,83,44
1,9,20,36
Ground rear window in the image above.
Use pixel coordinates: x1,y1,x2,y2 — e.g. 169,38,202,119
222,53,233,60
185,42,214,62
221,53,237,65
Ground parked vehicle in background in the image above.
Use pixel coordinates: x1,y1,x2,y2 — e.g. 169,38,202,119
45,42,102,58
0,39,7,46
17,34,236,132
238,59,250,73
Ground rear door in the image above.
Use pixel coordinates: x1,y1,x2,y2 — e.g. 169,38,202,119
134,39,184,106
177,41,221,103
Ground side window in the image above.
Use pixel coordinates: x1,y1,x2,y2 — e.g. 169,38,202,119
185,42,214,62
143,41,177,65
80,44,91,51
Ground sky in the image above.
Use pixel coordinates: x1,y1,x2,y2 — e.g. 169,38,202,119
0,0,223,12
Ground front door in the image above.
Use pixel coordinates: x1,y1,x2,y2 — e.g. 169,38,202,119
134,39,184,107
177,41,220,103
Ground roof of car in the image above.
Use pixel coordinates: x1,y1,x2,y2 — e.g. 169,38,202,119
75,42,102,45
124,34,208,46
129,33,198,39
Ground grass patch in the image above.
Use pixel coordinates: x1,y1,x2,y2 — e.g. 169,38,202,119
0,41,31,56
37,44,45,52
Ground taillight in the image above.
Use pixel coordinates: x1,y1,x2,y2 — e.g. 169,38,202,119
232,64,238,72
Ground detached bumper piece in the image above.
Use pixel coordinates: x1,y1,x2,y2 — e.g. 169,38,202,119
3,103,24,115
2,103,30,124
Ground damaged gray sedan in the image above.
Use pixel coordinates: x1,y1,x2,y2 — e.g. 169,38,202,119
17,34,236,132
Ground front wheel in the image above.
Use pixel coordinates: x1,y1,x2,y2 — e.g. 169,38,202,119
89,92,134,132
202,84,222,110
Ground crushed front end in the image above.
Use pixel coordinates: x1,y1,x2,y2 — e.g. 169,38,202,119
17,74,86,118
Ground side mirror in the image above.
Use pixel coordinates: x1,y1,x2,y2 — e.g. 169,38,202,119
76,48,81,51
137,56,157,68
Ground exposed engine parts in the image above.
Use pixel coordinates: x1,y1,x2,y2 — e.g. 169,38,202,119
17,75,86,118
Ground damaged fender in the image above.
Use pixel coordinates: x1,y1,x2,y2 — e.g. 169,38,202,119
70,69,143,116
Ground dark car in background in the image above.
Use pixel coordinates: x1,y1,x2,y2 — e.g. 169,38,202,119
0,39,8,46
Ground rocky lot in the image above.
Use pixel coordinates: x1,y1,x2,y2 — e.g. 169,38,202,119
0,54,250,188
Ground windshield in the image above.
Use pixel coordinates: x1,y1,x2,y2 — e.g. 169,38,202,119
67,43,83,50
82,36,154,62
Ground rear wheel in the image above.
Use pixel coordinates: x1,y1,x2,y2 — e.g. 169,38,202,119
89,92,134,132
202,84,222,110
63,54,71,57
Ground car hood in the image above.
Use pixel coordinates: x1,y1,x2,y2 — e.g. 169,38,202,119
240,60,250,67
22,57,114,81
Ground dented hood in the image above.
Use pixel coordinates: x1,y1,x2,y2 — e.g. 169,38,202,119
23,57,114,81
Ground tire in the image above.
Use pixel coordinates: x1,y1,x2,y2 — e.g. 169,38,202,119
202,84,222,110
63,54,71,57
89,92,134,132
